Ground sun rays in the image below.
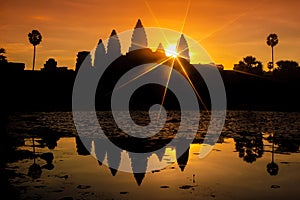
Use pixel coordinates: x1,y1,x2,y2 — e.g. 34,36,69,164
144,0,209,116
103,0,239,117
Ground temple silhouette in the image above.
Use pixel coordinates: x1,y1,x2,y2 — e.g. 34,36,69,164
2,18,300,112
75,18,192,73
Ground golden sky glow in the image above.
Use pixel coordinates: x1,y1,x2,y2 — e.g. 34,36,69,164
1,0,300,70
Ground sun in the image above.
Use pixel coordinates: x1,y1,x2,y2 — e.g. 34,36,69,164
165,44,178,58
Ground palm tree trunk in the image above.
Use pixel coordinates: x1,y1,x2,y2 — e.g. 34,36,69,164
32,137,36,164
271,133,274,163
271,46,274,69
32,45,36,71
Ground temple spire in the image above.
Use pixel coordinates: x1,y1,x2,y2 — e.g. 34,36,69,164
110,29,117,37
129,19,148,52
156,42,165,55
176,34,190,63
107,29,121,63
94,38,106,69
135,19,143,29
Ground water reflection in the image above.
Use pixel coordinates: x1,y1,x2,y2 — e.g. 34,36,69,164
129,153,149,186
176,146,190,172
27,137,55,179
266,133,279,176
107,143,122,176
28,138,42,179
273,133,300,153
233,131,264,163
36,129,60,150
5,129,299,186
71,130,300,186
10,129,300,186
94,138,107,166
75,136,91,156
3,111,300,199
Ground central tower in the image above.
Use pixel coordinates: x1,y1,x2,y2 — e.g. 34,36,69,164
129,19,148,52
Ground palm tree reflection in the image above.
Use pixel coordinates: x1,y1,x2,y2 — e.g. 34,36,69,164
266,133,279,176
28,138,42,179
28,138,55,180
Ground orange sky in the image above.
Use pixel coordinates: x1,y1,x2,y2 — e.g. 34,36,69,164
1,0,300,70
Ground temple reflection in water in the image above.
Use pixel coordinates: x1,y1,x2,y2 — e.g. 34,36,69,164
71,130,300,186
3,111,300,199
4,125,300,187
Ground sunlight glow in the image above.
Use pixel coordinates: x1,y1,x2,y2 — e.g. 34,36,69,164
165,44,178,57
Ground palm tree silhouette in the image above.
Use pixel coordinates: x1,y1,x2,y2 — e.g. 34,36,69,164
28,30,42,71
266,33,279,71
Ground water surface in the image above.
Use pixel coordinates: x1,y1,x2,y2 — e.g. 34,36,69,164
3,111,300,200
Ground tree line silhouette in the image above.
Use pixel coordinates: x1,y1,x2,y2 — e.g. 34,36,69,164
1,26,300,112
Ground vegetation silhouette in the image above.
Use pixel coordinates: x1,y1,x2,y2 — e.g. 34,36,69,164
28,30,42,71
267,62,273,71
272,132,300,153
233,55,263,75
2,56,300,112
35,128,60,150
0,48,8,64
233,131,264,163
273,60,300,81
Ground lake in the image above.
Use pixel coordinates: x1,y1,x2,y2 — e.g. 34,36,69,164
2,110,300,200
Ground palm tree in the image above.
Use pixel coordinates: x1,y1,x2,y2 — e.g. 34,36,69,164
28,30,42,71
266,33,278,71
